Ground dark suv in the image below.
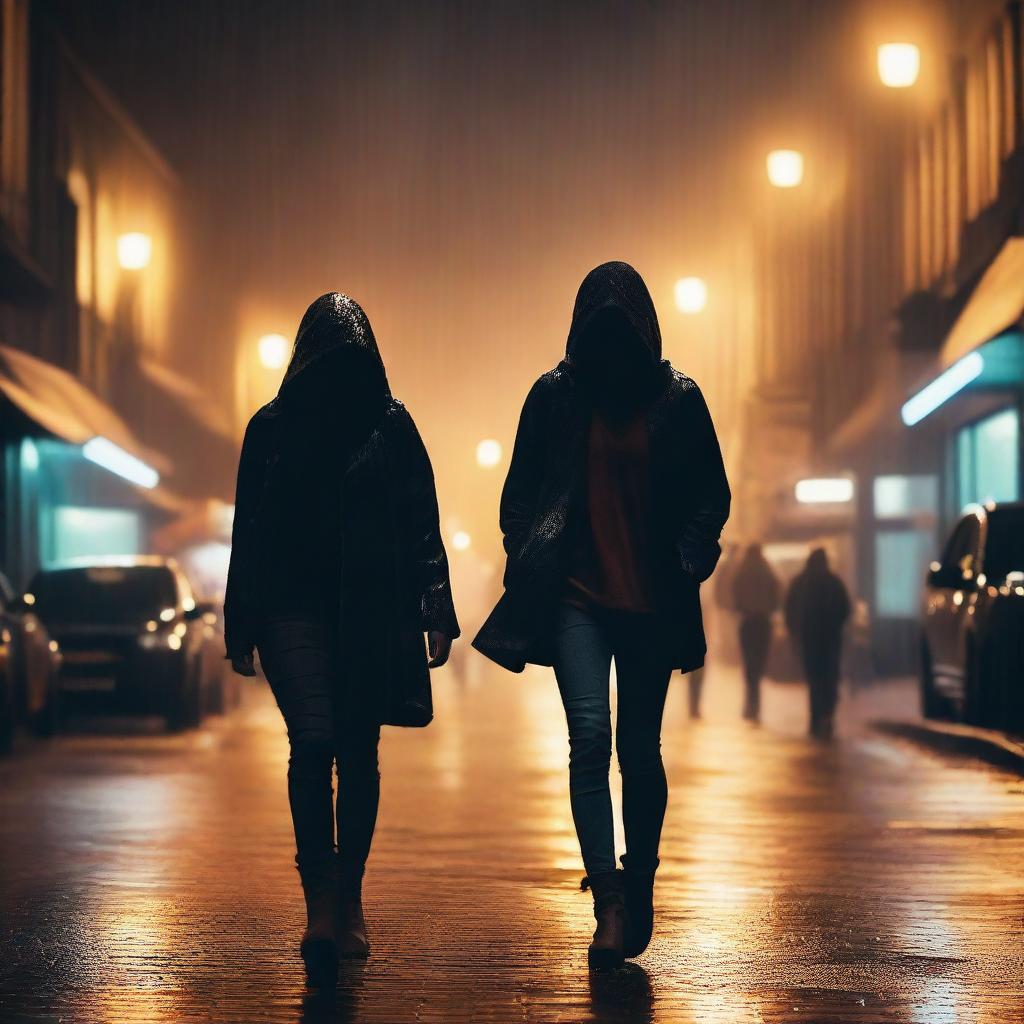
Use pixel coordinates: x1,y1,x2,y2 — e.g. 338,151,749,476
921,503,1024,731
28,558,216,731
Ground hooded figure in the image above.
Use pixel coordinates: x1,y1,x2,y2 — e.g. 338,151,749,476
474,262,730,970
784,547,850,739
223,293,458,979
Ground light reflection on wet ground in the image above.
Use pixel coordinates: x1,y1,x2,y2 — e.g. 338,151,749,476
0,663,1022,1022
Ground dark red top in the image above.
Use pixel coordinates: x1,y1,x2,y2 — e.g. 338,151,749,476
566,411,655,612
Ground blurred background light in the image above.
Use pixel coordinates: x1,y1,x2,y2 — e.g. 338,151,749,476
476,438,503,468
257,333,290,370
766,149,804,188
674,276,708,314
877,42,920,88
82,437,160,489
116,232,152,270
795,477,854,503
901,352,984,426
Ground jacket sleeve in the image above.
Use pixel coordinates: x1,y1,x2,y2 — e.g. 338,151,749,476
498,377,549,564
676,384,731,583
400,409,461,639
223,415,269,659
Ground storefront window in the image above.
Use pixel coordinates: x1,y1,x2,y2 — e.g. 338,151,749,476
875,529,936,617
873,474,938,519
955,407,1020,510
48,506,141,566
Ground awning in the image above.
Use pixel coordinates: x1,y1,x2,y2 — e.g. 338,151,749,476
135,356,233,441
0,343,171,477
941,237,1024,368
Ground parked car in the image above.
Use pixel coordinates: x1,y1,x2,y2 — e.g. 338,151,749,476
921,502,1024,730
28,557,219,731
0,569,62,753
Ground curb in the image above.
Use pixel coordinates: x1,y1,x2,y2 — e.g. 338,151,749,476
872,719,1024,775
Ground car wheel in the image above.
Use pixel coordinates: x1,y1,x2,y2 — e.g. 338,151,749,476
32,671,62,738
920,639,946,720
964,635,998,728
0,675,14,754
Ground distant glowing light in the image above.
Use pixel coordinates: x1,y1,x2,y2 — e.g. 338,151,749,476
159,607,176,623
674,277,708,314
258,333,290,370
48,640,59,653
22,592,35,606
117,232,152,270
901,352,984,426
795,478,854,504
878,43,920,88
167,633,182,651
766,149,804,188
452,530,471,551
82,436,160,489
476,439,503,468
21,438,39,471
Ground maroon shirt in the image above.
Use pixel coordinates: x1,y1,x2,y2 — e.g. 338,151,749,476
566,411,655,612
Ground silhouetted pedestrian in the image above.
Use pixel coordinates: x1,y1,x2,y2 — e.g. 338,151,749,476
732,543,779,723
224,293,459,985
784,548,850,740
474,262,731,970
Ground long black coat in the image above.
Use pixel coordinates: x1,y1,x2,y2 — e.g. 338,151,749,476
224,293,459,727
473,262,731,673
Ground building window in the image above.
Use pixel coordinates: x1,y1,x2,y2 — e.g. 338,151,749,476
955,407,1020,511
875,529,936,618
873,474,938,520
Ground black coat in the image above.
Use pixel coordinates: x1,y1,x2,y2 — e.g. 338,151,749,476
224,293,459,727
473,262,730,673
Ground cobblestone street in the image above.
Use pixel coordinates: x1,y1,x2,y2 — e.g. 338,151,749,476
1,663,1022,1023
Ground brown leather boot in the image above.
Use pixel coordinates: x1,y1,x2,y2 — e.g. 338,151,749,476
298,864,337,987
336,862,370,959
621,855,659,958
582,870,625,970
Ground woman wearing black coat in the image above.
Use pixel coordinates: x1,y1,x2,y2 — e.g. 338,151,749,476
474,262,730,969
224,293,459,985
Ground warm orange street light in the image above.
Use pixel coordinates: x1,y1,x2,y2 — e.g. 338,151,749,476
476,439,503,468
674,277,708,314
877,43,920,88
117,232,152,270
766,149,804,188
258,333,290,370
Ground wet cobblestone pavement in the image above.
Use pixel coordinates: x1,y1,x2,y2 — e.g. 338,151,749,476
1,664,1023,1023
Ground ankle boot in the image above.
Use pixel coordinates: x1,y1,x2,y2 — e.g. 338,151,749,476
336,861,370,959
581,870,625,970
298,863,338,987
620,855,659,958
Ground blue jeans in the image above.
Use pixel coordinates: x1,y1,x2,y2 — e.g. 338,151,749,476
552,602,673,877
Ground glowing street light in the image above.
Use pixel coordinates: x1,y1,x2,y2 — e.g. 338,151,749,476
766,149,804,188
258,333,290,370
877,43,920,88
117,232,152,270
452,530,472,551
674,277,708,314
83,436,160,489
476,439,503,468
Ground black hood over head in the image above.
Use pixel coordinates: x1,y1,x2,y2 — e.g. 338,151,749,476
565,262,663,419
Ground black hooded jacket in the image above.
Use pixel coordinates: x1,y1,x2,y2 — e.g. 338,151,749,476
224,293,459,727
473,262,731,673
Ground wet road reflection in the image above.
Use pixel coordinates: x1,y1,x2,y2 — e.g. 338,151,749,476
0,665,1022,1022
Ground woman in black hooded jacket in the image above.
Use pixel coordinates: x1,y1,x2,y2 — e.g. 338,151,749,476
475,262,730,969
224,293,459,985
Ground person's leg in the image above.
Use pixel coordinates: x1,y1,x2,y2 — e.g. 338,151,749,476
748,615,772,719
612,616,672,958
738,617,759,720
687,666,704,719
552,603,616,878
256,617,338,981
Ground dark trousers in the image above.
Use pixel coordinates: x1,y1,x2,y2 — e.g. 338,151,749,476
256,617,381,877
552,603,673,877
802,639,842,737
738,614,772,719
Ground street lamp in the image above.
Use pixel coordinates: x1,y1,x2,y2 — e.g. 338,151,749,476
766,149,804,188
877,43,920,88
258,333,290,370
117,232,152,270
476,439,503,468
673,277,708,314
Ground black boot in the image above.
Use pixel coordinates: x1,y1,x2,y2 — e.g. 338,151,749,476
582,870,625,970
621,855,659,958
336,861,370,959
298,863,338,987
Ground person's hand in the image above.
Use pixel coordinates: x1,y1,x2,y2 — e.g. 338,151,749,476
231,652,257,677
427,631,452,669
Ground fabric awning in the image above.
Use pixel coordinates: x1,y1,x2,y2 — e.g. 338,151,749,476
0,343,171,476
941,237,1024,368
135,356,233,441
